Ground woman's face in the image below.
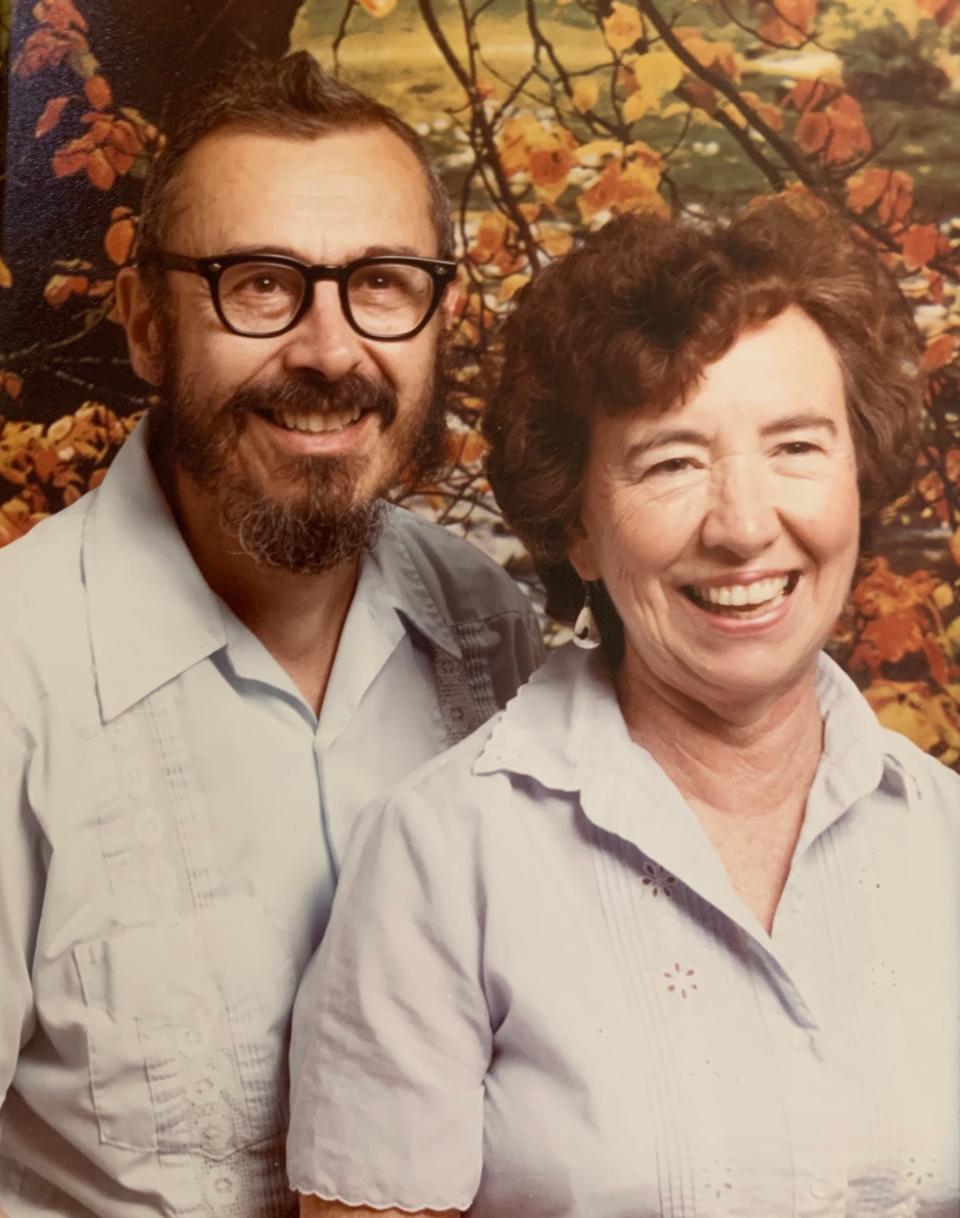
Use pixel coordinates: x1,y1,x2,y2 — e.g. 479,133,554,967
568,307,861,717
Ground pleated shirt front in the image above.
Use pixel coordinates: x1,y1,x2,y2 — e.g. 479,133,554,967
289,644,960,1218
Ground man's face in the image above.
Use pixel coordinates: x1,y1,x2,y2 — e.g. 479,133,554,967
141,126,447,572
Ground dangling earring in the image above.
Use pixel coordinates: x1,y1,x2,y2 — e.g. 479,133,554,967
572,582,601,650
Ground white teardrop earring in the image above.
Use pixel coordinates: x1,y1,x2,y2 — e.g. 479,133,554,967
572,583,601,650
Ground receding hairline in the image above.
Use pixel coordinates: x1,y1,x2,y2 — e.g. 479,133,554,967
145,117,446,255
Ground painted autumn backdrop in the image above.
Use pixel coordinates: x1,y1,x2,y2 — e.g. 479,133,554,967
3,0,960,766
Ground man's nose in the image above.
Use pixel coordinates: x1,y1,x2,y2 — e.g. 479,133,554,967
280,281,364,381
700,454,780,558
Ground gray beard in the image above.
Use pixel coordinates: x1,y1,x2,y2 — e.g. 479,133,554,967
149,358,447,575
217,456,387,574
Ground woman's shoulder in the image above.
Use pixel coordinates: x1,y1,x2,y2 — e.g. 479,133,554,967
879,725,960,813
347,649,601,868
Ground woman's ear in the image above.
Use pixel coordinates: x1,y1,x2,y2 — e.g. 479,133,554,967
115,267,165,387
567,519,602,583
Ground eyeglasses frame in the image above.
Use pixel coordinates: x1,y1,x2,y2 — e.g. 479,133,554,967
136,250,458,341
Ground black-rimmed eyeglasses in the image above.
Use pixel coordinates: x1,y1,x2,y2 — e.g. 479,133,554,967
137,251,457,341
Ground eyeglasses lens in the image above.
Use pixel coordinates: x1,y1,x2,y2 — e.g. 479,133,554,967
216,260,437,338
218,262,305,334
347,263,434,337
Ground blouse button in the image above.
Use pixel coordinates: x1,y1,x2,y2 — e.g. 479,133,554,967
204,1167,240,1206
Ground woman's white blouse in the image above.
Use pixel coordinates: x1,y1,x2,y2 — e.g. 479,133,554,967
287,646,960,1218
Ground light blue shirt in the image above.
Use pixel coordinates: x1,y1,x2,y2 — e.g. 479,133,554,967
0,421,542,1218
289,644,960,1218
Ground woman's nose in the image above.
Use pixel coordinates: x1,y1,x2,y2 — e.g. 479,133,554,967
700,454,780,558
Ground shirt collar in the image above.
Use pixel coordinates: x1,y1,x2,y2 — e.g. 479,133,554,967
474,644,902,924
363,509,463,662
83,419,228,722
476,645,894,798
83,421,461,723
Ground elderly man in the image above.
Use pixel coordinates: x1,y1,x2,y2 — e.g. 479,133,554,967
0,54,540,1218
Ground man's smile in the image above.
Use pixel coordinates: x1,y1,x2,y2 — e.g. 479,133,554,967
267,404,365,434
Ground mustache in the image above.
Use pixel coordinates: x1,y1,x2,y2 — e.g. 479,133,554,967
227,372,398,427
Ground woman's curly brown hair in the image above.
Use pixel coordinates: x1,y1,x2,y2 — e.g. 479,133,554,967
483,202,924,633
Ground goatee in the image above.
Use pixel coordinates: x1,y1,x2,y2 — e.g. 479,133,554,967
150,357,447,574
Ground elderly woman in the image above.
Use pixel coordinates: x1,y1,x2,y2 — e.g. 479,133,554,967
287,205,960,1218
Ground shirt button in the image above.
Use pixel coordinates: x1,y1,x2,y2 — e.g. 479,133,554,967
809,1179,831,1199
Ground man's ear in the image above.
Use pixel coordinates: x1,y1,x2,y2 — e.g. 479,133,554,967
438,277,461,331
567,519,601,583
115,266,164,387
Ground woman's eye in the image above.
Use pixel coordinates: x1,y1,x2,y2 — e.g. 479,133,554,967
779,441,820,456
646,457,696,477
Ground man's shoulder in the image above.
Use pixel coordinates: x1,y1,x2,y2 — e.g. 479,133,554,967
382,506,534,625
0,495,93,621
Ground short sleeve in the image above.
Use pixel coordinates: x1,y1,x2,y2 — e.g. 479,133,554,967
287,786,490,1212
0,706,41,1109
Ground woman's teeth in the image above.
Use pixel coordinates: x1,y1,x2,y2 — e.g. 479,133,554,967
687,576,791,614
272,405,362,433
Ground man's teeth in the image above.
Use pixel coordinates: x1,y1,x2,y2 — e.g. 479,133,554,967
272,406,362,433
693,576,789,607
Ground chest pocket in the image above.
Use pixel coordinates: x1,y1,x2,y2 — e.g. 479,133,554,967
73,893,297,1159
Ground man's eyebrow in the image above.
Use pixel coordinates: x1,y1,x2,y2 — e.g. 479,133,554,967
217,242,429,262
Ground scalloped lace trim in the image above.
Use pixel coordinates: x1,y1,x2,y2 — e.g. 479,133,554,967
292,1185,468,1215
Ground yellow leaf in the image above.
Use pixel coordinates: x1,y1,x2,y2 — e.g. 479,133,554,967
603,1,643,52
629,49,685,111
572,77,599,113
676,29,741,82
660,101,690,119
0,258,11,289
620,153,664,199
358,0,396,14
469,211,511,264
575,138,623,164
623,91,650,122
540,228,574,256
933,582,954,611
497,273,531,302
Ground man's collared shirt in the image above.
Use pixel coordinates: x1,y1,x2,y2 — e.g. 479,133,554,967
0,421,541,1218
289,644,960,1218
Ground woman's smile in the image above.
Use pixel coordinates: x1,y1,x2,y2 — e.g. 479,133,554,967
569,307,862,717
